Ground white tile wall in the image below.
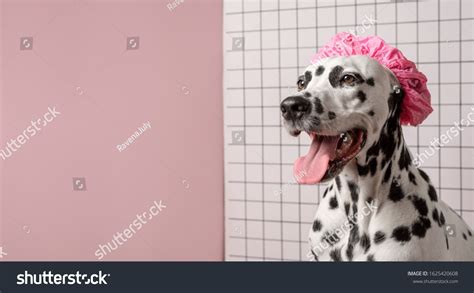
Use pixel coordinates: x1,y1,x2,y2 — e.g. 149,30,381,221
224,0,474,261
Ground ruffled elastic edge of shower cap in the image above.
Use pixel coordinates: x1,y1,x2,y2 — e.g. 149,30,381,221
311,32,432,126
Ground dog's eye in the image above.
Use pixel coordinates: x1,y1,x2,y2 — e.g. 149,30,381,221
341,74,357,86
297,79,305,91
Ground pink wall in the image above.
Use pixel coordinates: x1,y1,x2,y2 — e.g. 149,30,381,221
0,0,224,260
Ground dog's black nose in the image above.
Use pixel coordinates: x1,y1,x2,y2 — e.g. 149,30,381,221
280,96,311,120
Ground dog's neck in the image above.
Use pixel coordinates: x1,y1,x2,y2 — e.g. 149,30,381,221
334,88,413,230
338,120,408,203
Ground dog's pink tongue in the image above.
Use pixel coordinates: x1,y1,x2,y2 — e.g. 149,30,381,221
294,134,339,184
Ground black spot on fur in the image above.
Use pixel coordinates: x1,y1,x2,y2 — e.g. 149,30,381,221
304,70,312,85
329,248,342,261
360,233,371,253
323,187,329,198
380,156,389,170
328,111,336,120
397,130,402,147
408,172,417,185
329,184,333,191
329,196,338,209
352,204,358,216
468,230,472,237
439,211,446,226
310,116,321,126
388,180,404,202
412,217,431,238
379,130,398,165
328,65,344,88
348,181,359,202
418,169,430,182
316,65,325,76
373,231,386,244
358,157,377,176
346,243,354,261
344,202,350,216
368,110,375,116
409,195,428,216
357,162,370,177
366,77,375,86
463,233,467,240
411,224,425,238
366,141,380,159
392,226,411,242
367,254,375,261
383,161,392,184
335,176,342,192
357,90,367,102
398,146,412,171
304,91,311,98
368,158,377,176
353,73,364,82
349,224,360,245
432,208,441,227
422,217,431,228
312,219,322,232
428,185,438,202
314,97,324,114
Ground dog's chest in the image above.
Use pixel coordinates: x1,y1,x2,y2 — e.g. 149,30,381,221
309,213,373,262
308,174,474,261
307,178,413,261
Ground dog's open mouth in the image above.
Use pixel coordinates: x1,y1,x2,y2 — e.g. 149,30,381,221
294,129,367,184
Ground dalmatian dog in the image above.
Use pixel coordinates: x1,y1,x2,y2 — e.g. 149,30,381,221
280,55,474,261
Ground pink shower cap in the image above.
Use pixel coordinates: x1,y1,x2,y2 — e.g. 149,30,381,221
311,32,432,126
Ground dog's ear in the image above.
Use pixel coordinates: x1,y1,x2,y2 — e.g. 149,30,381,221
388,84,404,119
383,68,404,116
